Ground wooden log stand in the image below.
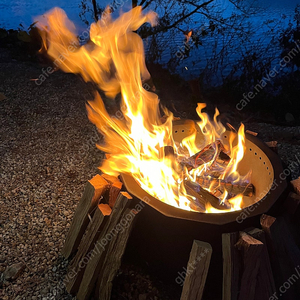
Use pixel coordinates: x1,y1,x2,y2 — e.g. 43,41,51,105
62,174,215,300
62,167,299,300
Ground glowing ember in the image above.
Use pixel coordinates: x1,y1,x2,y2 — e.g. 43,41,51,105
36,6,252,213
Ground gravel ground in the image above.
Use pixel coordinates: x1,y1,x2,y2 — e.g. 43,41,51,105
1,48,300,300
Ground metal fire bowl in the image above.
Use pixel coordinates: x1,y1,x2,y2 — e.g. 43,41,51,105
121,119,287,224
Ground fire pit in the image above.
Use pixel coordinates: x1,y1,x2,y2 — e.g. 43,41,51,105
121,119,286,224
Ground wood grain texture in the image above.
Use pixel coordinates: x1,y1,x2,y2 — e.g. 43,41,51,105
236,232,263,300
180,240,212,300
62,174,109,258
222,232,241,300
65,204,111,295
76,192,132,300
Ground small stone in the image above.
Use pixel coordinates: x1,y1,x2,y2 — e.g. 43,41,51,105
3,262,25,281
0,265,6,273
0,256,5,263
139,294,147,300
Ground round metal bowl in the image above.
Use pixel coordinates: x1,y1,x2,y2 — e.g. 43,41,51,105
121,119,287,224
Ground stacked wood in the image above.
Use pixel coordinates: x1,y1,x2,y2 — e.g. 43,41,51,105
196,176,254,197
180,141,230,171
62,174,109,258
261,214,300,298
180,241,212,300
62,174,138,300
77,192,133,300
236,232,263,300
184,180,230,211
246,228,276,299
222,231,275,300
222,232,241,300
222,204,300,300
179,140,255,205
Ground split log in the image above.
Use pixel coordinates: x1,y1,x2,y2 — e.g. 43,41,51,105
283,192,300,216
76,192,133,300
222,232,241,300
180,141,230,171
245,130,258,136
184,180,230,211
236,232,263,300
282,192,300,249
108,180,123,208
261,214,300,299
180,240,212,300
196,176,254,197
65,204,112,295
95,208,138,299
62,175,109,258
246,228,276,299
101,173,119,185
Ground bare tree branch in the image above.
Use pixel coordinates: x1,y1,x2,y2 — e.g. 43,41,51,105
92,0,99,21
141,0,215,38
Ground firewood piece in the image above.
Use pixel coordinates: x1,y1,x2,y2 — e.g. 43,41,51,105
109,181,123,208
65,204,112,295
62,175,109,258
265,141,278,153
95,208,138,300
236,232,263,300
184,180,229,211
222,232,241,300
77,192,132,300
291,176,300,195
196,176,254,197
246,130,258,136
246,228,276,299
181,141,228,170
180,240,212,300
261,214,300,298
101,173,119,185
160,145,176,159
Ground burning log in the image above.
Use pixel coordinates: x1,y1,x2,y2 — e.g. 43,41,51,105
180,240,212,300
222,232,241,300
180,141,230,171
235,232,263,300
196,176,254,197
184,180,230,211
62,174,109,258
77,192,133,300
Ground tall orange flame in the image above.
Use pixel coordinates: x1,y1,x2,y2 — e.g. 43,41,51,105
37,7,249,213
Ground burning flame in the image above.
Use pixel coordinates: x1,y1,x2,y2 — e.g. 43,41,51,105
37,7,250,213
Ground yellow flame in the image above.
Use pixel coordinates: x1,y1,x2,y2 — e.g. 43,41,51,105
37,7,250,213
